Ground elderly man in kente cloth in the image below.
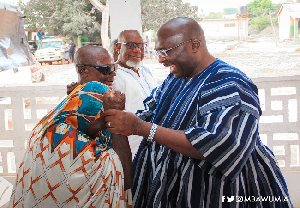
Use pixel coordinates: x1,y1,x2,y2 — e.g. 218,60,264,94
103,17,293,208
9,45,132,208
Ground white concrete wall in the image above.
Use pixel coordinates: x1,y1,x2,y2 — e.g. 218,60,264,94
1,77,300,206
278,7,291,41
238,18,249,41
109,0,142,40
199,19,240,39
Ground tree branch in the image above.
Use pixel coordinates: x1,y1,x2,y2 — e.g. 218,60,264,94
89,0,106,12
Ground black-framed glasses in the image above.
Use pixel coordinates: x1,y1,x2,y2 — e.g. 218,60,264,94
153,39,195,58
76,64,117,75
119,42,145,49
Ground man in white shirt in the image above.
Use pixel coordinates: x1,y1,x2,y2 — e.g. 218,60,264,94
113,30,157,158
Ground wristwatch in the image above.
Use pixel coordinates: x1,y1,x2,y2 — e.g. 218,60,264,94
147,123,158,142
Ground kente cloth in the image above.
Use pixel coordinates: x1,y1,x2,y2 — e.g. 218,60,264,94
133,59,293,208
113,66,157,158
9,81,132,208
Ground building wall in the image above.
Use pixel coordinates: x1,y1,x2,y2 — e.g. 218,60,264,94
278,7,292,41
109,0,142,40
238,18,249,41
199,19,248,40
290,18,300,38
25,31,39,41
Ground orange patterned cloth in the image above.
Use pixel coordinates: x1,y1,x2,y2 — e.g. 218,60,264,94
9,82,132,208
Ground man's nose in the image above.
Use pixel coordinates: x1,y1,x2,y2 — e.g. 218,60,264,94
108,70,117,77
132,45,142,52
158,55,166,63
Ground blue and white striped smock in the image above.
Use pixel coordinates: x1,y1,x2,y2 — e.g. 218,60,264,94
132,59,293,208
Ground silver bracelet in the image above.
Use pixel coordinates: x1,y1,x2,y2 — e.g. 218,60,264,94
147,123,158,142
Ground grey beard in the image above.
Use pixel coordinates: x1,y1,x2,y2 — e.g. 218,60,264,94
126,60,142,69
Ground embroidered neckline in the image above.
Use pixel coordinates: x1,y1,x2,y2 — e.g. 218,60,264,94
118,66,152,96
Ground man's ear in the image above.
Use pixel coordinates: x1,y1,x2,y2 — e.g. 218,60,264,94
191,40,201,52
79,66,89,77
115,43,121,53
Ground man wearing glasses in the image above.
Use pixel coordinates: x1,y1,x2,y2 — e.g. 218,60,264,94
113,30,157,158
103,17,292,207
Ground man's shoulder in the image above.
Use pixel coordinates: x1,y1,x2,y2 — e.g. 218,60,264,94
140,65,153,76
115,67,130,78
83,81,110,92
114,68,136,86
203,59,251,83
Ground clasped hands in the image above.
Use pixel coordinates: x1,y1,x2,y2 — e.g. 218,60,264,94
68,81,140,138
102,90,141,136
86,90,140,139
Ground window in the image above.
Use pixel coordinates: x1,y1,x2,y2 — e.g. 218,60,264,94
224,23,235,27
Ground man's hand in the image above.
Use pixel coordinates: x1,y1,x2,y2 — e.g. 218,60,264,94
86,116,106,139
67,82,80,95
85,90,125,138
102,109,142,136
103,90,125,111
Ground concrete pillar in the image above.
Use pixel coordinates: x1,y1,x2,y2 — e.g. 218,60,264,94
109,0,142,40
295,19,299,39
77,36,82,47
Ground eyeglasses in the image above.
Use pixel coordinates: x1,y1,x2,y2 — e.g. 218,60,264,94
76,64,117,75
153,39,194,58
119,42,145,49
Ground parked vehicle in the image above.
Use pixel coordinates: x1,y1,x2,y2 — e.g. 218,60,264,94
0,2,44,85
28,40,38,54
34,36,70,65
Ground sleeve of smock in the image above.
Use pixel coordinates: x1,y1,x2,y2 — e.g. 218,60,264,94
185,80,261,183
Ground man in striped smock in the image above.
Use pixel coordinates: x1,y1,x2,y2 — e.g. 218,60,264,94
103,17,293,208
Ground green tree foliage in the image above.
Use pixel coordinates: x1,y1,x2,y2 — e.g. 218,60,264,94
140,0,199,31
205,12,222,19
250,15,271,29
19,0,102,41
223,8,238,15
248,0,274,16
247,0,274,30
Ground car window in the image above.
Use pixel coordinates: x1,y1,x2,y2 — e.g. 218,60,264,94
41,41,62,49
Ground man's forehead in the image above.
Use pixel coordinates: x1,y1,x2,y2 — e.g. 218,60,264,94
123,32,143,42
155,34,183,49
77,49,112,65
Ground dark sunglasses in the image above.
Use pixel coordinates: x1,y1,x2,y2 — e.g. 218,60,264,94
76,64,117,75
120,42,145,49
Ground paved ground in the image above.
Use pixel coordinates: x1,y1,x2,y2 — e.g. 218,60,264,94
38,36,300,86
